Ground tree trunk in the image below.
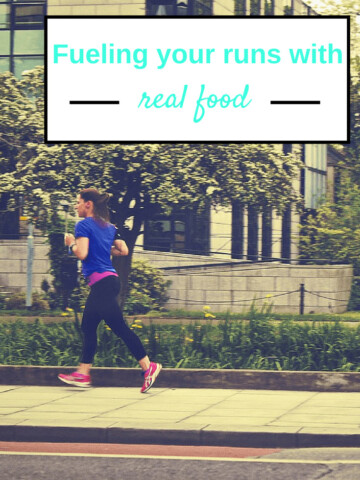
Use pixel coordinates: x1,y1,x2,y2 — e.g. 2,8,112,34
111,186,145,311
112,235,136,311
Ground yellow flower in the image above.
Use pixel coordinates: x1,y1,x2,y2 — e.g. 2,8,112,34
265,294,273,298
61,312,69,317
105,325,111,331
81,306,85,309
185,337,194,343
66,307,74,312
203,306,211,311
134,319,142,324
205,312,216,319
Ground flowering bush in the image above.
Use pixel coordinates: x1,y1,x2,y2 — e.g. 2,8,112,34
123,260,171,315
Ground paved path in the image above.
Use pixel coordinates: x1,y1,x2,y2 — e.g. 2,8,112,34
2,385,360,447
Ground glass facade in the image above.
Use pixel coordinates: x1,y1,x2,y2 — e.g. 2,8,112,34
144,206,210,255
146,0,212,16
304,144,327,209
235,0,317,16
0,0,45,76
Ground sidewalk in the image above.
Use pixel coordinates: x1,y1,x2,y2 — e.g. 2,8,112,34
1,384,360,448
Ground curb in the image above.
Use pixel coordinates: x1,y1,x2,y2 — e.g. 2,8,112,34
1,425,360,448
2,365,360,391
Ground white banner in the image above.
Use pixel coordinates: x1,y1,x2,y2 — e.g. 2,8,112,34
46,16,349,143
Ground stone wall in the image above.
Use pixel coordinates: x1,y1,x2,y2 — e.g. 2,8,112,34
162,263,353,314
0,242,353,313
0,240,52,293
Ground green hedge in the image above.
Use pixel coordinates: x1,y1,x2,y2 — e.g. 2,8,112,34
2,314,360,371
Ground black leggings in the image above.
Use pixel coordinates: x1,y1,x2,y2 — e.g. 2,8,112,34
80,275,147,364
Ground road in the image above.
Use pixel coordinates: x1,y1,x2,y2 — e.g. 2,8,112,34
2,442,360,479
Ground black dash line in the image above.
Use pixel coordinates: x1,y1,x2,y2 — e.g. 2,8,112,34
271,100,320,105
70,100,120,105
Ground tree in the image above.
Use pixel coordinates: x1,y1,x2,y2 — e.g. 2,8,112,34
0,69,302,308
308,0,360,183
300,1,360,309
300,178,360,308
0,68,44,232
300,178,360,269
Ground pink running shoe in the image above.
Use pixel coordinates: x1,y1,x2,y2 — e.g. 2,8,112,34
58,372,91,388
141,362,162,393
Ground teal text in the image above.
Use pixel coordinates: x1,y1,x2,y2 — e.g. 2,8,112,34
193,84,252,123
138,85,188,109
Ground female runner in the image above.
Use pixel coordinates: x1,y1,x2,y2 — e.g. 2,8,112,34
58,188,162,393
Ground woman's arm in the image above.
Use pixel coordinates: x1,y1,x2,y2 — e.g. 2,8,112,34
65,234,89,260
111,239,129,257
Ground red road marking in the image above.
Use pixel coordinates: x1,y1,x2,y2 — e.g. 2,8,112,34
0,442,281,459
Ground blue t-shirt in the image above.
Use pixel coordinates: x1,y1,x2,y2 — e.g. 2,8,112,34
75,217,117,278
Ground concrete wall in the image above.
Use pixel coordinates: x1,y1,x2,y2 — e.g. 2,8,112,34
133,248,228,268
163,263,353,314
0,240,52,293
0,241,353,314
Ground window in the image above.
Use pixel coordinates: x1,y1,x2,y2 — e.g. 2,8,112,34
231,200,244,259
0,194,20,239
146,0,212,16
0,3,10,28
250,0,260,15
264,0,274,15
193,0,212,15
304,144,327,209
0,0,45,76
144,206,210,255
281,144,292,262
234,0,246,15
283,0,293,15
247,205,259,260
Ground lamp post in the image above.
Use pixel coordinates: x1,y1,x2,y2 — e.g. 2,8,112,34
19,195,34,311
26,222,34,310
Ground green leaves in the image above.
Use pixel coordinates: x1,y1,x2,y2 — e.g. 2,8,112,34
0,68,301,223
0,68,302,309
300,178,360,274
1,315,360,371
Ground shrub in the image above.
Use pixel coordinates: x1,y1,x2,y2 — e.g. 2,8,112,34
124,260,171,314
2,314,360,371
5,292,50,311
41,259,170,315
40,279,51,294
348,277,360,311
0,292,7,310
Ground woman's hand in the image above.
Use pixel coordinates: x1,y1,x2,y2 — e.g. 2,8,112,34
65,233,75,246
111,239,129,256
65,234,89,260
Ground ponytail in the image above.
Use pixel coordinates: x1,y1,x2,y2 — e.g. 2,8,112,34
79,188,110,222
